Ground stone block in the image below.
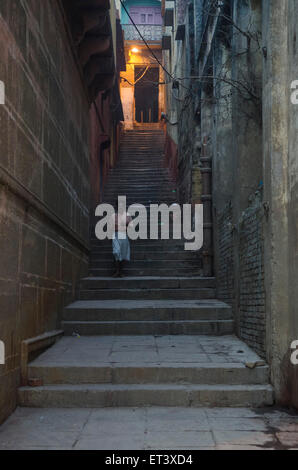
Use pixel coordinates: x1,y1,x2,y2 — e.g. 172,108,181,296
41,289,59,332
61,249,73,284
0,107,9,170
46,239,61,281
8,0,27,58
0,216,20,279
0,369,19,426
28,28,49,99
44,114,60,167
15,128,42,198
19,285,39,340
0,280,19,362
21,226,46,277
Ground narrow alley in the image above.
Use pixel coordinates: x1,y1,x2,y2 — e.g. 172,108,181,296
0,126,294,451
1,0,298,454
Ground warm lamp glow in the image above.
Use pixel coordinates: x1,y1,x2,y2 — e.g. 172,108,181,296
131,47,140,53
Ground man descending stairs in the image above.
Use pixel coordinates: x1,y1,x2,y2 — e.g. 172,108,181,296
18,127,273,408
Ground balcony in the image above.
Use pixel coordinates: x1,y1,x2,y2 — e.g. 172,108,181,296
122,24,162,42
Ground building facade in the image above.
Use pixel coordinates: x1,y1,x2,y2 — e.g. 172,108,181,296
0,0,125,424
119,0,165,128
162,0,298,409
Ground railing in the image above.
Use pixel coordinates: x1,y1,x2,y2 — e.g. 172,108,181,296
122,24,163,42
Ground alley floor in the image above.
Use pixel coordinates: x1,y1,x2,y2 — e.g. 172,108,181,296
1,334,297,450
23,334,263,366
0,406,298,450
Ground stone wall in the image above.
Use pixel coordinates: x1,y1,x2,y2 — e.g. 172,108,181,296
0,0,90,424
262,0,298,408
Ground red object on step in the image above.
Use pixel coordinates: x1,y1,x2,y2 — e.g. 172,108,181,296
28,378,43,387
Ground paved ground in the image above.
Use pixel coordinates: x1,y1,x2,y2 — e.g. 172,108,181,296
28,335,262,366
1,406,298,450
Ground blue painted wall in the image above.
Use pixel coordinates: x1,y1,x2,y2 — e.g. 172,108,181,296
121,0,161,24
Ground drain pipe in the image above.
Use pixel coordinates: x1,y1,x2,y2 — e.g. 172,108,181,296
200,136,213,277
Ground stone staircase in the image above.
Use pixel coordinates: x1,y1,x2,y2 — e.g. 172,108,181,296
18,127,273,408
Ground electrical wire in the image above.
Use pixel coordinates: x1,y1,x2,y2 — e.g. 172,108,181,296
119,0,190,94
119,0,174,80
134,66,150,84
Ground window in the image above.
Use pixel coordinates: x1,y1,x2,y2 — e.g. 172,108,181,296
129,7,162,25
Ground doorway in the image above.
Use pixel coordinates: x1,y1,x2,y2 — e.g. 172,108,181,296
134,66,159,123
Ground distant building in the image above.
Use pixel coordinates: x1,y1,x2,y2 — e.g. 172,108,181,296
119,0,165,128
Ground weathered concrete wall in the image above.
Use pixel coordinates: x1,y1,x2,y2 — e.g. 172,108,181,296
210,0,265,353
286,0,298,409
163,0,202,204
164,0,266,352
163,0,298,409
262,0,298,408
0,0,90,424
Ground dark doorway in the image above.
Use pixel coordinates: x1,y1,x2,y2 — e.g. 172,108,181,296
134,66,159,123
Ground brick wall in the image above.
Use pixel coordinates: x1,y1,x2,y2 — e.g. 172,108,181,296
216,192,266,358
0,0,90,423
238,191,266,358
216,202,234,308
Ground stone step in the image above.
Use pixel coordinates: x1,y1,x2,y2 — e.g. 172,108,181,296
107,173,169,177
90,246,190,253
104,183,175,187
89,268,203,277
120,142,164,145
18,383,273,408
63,300,231,322
116,166,165,170
89,260,200,269
90,244,192,252
103,193,176,198
103,190,176,196
90,251,199,260
118,153,164,158
118,159,164,163
90,248,197,256
80,276,216,290
102,192,176,197
100,200,177,205
117,159,164,163
106,177,171,182
90,240,191,247
62,319,234,336
79,288,216,300
101,200,177,205
108,169,169,174
27,363,270,386
124,157,164,160
104,182,174,187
